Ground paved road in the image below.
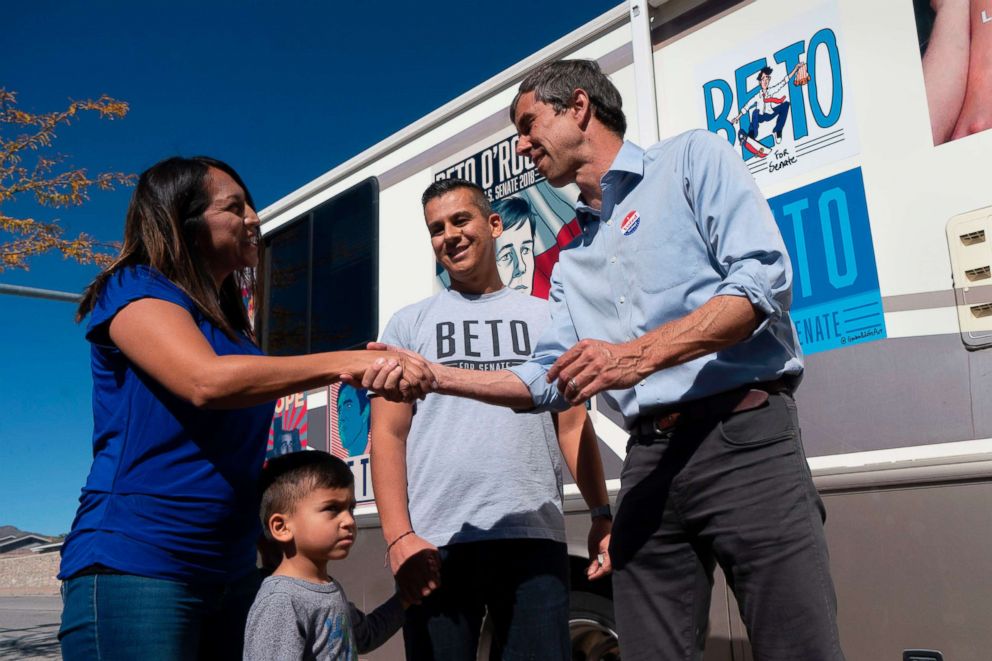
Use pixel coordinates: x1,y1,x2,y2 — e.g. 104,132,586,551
0,596,61,660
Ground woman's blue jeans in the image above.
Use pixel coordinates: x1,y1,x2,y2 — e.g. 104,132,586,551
59,570,262,661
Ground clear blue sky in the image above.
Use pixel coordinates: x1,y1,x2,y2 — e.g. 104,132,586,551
1,0,618,535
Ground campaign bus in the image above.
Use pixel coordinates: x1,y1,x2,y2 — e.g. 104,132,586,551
257,2,992,659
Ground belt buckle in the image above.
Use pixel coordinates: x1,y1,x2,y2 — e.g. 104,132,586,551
653,412,681,433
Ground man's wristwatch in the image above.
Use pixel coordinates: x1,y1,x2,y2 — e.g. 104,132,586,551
589,504,612,521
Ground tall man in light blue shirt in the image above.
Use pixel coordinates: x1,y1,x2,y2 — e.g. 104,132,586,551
366,59,844,661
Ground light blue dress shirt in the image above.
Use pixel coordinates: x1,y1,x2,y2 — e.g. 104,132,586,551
508,130,804,428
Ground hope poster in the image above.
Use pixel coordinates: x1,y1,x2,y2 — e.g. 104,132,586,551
267,392,308,459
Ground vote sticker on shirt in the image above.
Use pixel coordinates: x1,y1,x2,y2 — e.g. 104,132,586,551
621,209,640,236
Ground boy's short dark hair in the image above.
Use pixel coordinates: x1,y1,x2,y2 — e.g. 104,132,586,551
259,451,354,540
421,178,493,217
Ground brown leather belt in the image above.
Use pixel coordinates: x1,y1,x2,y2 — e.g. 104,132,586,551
632,377,796,437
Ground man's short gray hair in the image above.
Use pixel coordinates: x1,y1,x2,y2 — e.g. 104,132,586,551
510,59,626,138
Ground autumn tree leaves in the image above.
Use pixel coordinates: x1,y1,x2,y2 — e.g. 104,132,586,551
0,89,133,272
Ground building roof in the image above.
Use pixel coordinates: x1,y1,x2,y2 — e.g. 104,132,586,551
30,541,63,554
0,534,52,553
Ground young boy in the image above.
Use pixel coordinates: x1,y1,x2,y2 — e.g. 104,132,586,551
244,451,404,660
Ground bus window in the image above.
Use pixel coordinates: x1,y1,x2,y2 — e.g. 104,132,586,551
262,177,378,355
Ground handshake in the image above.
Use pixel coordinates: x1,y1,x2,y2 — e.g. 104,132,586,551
340,336,647,408
342,342,438,403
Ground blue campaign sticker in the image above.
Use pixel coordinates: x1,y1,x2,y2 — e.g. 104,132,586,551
768,167,886,355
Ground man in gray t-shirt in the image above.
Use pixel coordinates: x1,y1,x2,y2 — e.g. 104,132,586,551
370,179,612,660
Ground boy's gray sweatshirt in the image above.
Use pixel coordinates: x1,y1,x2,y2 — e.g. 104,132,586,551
244,575,404,660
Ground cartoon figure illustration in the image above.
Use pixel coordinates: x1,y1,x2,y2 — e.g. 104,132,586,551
493,196,537,296
732,61,809,158
240,284,255,328
434,184,581,300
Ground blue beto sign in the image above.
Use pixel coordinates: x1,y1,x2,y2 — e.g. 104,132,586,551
769,167,885,354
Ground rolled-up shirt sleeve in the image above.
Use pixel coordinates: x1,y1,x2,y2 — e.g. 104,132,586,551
508,263,575,412
685,130,793,335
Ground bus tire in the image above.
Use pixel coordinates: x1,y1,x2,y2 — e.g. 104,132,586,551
569,591,620,661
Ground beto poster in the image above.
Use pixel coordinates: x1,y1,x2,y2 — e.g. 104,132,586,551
767,167,886,355
697,2,860,186
433,131,582,300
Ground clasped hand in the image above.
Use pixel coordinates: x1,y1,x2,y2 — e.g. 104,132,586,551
548,338,649,406
586,517,612,581
388,533,441,606
341,347,437,402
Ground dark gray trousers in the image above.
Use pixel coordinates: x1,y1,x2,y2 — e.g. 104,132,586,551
610,392,845,661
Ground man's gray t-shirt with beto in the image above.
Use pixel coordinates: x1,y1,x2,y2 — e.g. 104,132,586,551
379,287,565,547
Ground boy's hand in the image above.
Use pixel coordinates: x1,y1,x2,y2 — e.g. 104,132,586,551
586,517,612,581
388,533,441,605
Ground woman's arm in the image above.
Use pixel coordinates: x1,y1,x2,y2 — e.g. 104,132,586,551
108,298,432,408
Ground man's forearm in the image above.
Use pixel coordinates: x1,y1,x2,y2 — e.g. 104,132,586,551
556,407,609,509
638,294,760,374
369,434,414,543
545,295,763,406
433,364,536,409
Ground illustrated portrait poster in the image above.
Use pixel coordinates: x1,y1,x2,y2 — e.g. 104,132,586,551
432,131,583,300
328,382,371,459
328,383,374,502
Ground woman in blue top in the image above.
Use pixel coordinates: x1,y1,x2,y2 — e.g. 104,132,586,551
58,156,431,661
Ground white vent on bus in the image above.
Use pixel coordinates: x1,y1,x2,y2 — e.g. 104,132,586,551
971,303,992,318
960,230,986,245
946,206,992,348
965,266,991,281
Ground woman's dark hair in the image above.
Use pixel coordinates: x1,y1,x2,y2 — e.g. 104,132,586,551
76,156,258,342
